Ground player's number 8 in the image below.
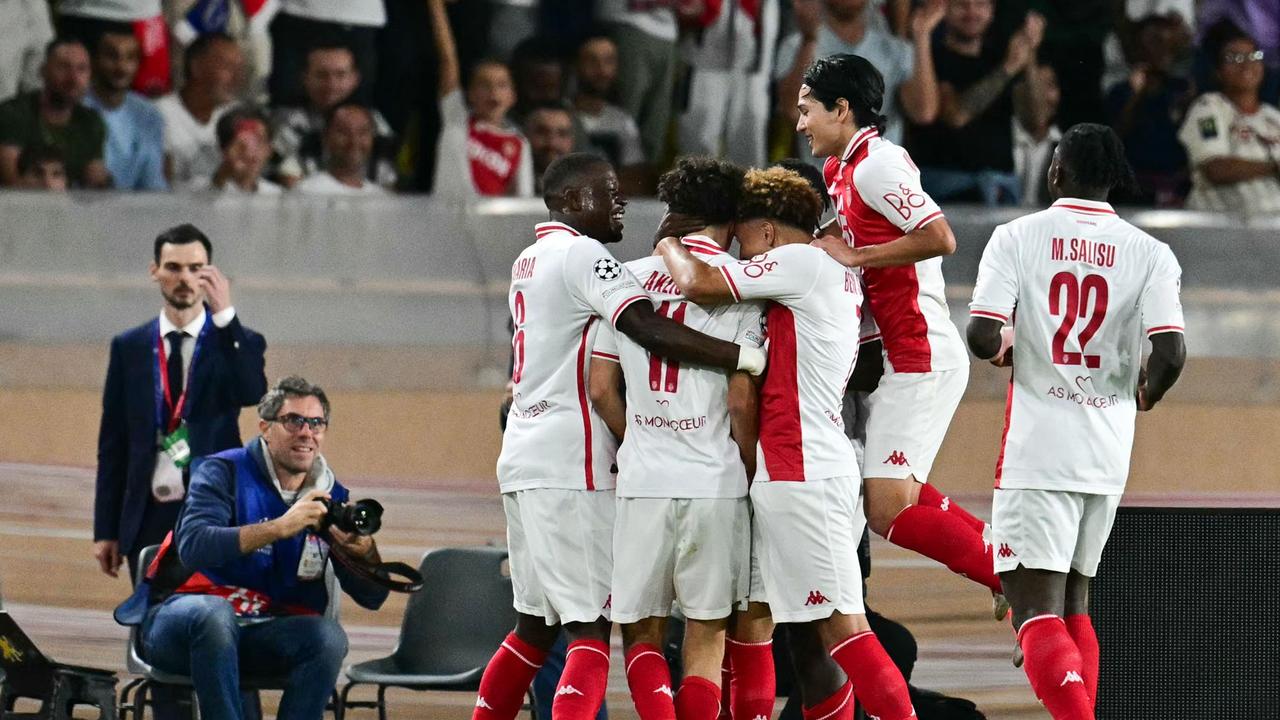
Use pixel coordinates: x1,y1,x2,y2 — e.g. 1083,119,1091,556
512,291,527,384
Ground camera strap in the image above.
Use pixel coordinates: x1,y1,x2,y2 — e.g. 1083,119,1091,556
323,529,424,593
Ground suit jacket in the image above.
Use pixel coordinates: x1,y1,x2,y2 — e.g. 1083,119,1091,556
94,307,267,556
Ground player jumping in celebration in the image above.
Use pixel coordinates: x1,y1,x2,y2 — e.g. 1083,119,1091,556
589,156,764,720
658,167,916,720
967,124,1185,718
800,54,1004,609
475,153,767,720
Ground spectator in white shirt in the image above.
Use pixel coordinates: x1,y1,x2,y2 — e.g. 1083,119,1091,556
296,103,386,196
207,106,281,195
155,33,244,188
1178,23,1280,214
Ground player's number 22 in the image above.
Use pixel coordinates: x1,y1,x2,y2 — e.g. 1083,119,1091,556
1049,272,1108,369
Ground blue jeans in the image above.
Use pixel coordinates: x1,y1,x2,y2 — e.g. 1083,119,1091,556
920,167,1022,206
142,595,347,720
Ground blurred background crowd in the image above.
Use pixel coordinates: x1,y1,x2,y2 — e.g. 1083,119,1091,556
1,0,1277,213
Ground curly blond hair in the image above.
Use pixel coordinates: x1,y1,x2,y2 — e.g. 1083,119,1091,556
737,167,823,232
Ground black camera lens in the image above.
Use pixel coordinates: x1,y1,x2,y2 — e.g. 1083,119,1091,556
322,498,384,536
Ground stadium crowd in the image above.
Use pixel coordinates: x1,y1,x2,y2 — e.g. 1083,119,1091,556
0,0,1277,211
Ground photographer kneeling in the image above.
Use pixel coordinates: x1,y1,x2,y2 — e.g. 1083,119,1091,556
136,375,388,720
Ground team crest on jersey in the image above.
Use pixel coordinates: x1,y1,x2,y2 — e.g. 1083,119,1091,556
593,258,622,281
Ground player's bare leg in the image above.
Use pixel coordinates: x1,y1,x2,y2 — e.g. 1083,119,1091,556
474,612,560,720
1000,567,1094,720
677,617,729,720
621,617,676,720
554,617,614,720
726,602,775,720
783,623,851,720
866,474,1004,604
806,611,914,720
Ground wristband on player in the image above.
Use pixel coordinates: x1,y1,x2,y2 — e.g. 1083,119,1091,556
737,345,767,375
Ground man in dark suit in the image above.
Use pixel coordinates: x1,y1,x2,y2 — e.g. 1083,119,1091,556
94,223,268,580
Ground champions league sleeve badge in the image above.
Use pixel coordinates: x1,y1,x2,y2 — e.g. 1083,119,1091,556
594,258,622,281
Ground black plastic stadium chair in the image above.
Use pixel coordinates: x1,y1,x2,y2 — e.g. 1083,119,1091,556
338,546,528,720
118,544,342,720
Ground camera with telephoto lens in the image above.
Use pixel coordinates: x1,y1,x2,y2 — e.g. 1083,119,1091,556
319,498,384,536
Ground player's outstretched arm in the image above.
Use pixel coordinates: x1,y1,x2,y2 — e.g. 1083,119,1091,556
615,303,765,376
727,373,760,481
655,236,736,304
587,358,627,440
1138,332,1186,411
813,217,957,269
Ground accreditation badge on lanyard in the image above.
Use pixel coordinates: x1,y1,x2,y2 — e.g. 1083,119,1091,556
152,323,205,501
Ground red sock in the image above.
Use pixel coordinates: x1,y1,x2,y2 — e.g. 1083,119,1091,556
800,681,853,720
886,504,1001,592
727,639,775,720
553,639,611,720
828,632,915,720
625,643,676,720
473,633,548,720
717,653,733,720
676,676,722,720
1065,614,1099,708
916,482,986,535
1018,616,1094,720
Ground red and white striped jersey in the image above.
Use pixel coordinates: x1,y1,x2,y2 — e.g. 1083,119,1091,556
824,127,968,373
497,222,651,493
719,243,862,482
970,198,1185,494
594,236,766,499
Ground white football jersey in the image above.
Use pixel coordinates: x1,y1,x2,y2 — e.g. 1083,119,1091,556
719,243,863,482
970,198,1185,494
594,236,766,499
498,222,651,493
1177,92,1280,214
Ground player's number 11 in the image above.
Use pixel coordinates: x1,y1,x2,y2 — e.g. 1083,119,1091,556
649,301,687,393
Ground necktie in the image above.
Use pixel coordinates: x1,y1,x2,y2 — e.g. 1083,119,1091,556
165,330,186,420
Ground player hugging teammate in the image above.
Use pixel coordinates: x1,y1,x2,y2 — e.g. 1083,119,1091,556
477,52,1184,720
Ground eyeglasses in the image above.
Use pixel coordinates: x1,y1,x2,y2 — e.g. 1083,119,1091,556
1222,50,1264,65
273,413,329,432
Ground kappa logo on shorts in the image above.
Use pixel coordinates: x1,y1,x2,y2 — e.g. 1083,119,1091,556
804,590,831,606
1060,671,1084,687
603,594,612,610
883,451,910,467
475,697,495,710
997,543,1017,559
593,258,622,281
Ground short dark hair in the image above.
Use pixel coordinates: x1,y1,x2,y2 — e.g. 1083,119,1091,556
258,375,331,423
737,167,824,232
657,156,745,225
153,223,213,264
323,101,374,132
512,35,565,68
542,152,611,203
17,144,65,175
305,42,355,68
45,36,88,62
184,32,235,82
802,54,887,134
774,158,830,212
90,22,136,55
1204,19,1256,68
215,106,269,149
465,57,511,91
1056,123,1137,195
